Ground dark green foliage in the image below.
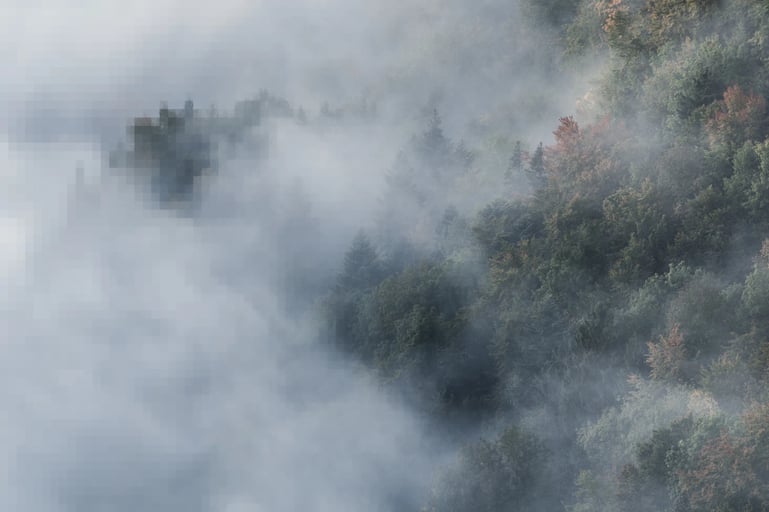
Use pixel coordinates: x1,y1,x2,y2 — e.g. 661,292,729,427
324,232,384,355
545,196,612,279
615,417,694,512
743,264,769,323
520,0,581,29
324,243,496,415
564,0,607,57
338,231,383,291
528,142,547,189
636,417,692,484
504,140,525,187
700,351,757,409
575,300,613,352
110,101,214,203
368,263,465,370
603,180,675,283
725,140,769,228
473,199,544,255
671,185,732,264
664,272,741,364
425,425,554,512
654,144,710,200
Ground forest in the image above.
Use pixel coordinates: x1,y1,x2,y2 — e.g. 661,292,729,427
6,0,769,510
318,1,769,510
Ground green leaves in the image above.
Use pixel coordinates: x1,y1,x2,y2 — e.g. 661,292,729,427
426,425,552,512
339,231,383,291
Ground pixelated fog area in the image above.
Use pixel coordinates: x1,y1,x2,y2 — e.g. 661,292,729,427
0,0,581,509
0,5,438,502
0,104,438,509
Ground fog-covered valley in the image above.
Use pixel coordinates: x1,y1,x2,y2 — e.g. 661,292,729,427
6,1,769,511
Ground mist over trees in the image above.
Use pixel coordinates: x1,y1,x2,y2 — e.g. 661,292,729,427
6,0,769,510
321,0,769,510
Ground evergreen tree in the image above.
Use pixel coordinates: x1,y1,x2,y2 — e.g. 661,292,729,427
527,141,546,188
338,231,382,290
505,140,524,186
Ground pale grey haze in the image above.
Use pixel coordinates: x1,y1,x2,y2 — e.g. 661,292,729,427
0,0,586,510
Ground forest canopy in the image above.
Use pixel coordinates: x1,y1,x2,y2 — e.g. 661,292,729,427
316,1,769,510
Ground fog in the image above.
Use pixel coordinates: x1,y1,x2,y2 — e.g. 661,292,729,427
0,128,448,510
0,2,459,509
0,0,620,510
2,1,586,141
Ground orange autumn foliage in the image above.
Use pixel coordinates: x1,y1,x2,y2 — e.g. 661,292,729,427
706,85,767,149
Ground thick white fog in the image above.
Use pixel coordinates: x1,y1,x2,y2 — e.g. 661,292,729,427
0,2,433,508
0,0,588,509
0,133,440,510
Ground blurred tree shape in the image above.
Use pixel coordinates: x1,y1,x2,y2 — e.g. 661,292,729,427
646,323,686,382
706,85,767,151
424,425,552,512
338,231,383,291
